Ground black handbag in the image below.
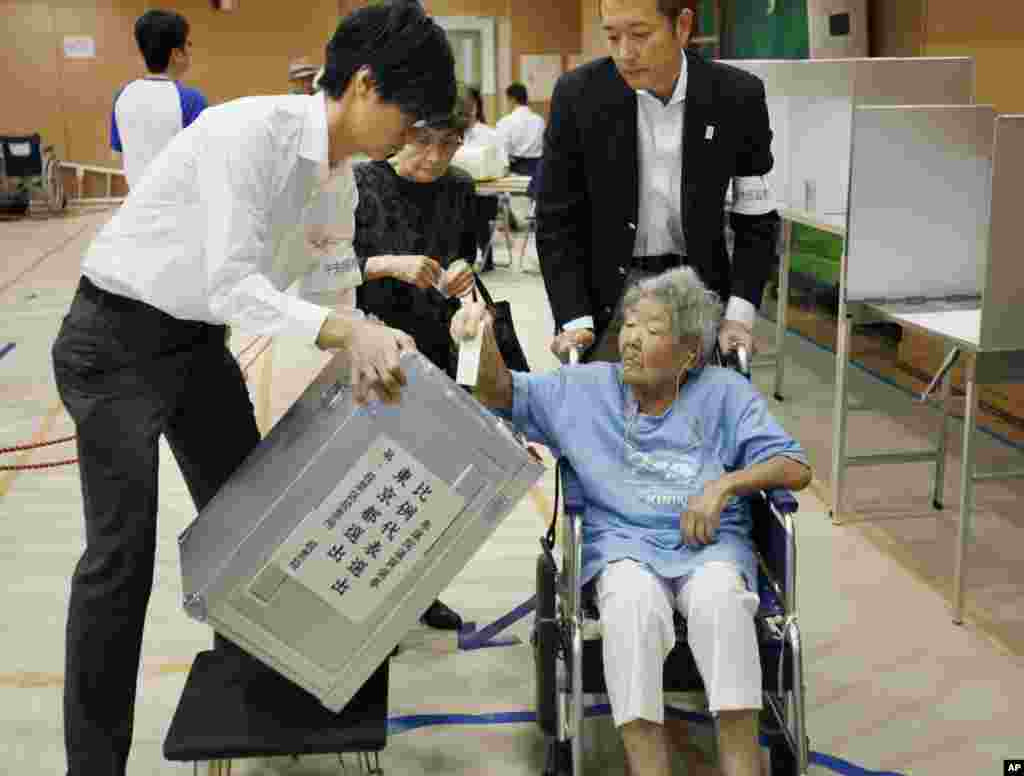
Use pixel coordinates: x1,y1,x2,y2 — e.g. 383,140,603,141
472,274,531,373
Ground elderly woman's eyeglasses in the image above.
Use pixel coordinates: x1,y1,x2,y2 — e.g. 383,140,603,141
409,129,464,152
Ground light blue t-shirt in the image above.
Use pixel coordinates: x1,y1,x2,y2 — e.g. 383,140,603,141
498,363,808,588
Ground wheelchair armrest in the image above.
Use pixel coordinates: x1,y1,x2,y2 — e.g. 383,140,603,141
752,490,798,617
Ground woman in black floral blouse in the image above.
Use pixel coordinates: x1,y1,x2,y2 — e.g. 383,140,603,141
353,86,480,631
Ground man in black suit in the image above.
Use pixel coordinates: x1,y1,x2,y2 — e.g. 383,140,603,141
537,0,778,364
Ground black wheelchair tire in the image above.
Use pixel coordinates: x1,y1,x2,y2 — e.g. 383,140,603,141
768,732,800,776
533,552,559,737
542,739,573,776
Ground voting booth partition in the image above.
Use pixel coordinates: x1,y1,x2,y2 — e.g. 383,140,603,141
717,57,976,400
723,57,976,220
175,351,545,713
833,105,1024,623
844,106,1024,350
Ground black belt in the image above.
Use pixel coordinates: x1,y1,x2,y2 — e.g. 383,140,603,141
78,276,223,337
79,275,163,315
630,254,685,275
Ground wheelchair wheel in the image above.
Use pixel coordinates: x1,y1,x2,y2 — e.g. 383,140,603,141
533,551,559,737
767,733,801,776
43,153,66,213
542,739,573,776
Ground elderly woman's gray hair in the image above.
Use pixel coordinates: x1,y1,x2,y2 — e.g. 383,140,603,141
621,266,723,362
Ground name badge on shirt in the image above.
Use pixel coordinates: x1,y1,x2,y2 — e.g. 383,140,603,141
705,125,715,141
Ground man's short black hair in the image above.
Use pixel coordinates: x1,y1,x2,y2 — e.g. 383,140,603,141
135,10,189,74
506,82,529,106
597,0,697,27
319,0,456,125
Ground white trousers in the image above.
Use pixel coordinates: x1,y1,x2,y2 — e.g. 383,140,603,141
595,559,762,727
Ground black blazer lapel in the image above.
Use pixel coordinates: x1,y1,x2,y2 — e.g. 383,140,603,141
681,50,713,238
599,62,639,237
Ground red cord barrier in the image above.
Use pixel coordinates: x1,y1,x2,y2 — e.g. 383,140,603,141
1,339,272,472
1,458,78,472
0,434,76,455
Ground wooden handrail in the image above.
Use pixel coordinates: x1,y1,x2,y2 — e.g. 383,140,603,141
59,161,126,204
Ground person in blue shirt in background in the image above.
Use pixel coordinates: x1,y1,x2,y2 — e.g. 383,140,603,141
451,265,811,776
111,9,208,189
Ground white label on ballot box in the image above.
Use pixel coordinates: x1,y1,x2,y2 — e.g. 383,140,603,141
272,436,466,622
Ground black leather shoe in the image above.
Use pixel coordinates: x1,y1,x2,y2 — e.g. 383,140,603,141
420,599,463,630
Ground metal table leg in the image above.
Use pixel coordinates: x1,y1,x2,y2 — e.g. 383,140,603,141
830,311,852,524
932,371,952,510
773,219,792,402
953,355,978,625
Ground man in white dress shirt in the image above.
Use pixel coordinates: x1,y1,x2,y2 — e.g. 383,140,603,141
495,82,545,176
51,3,455,774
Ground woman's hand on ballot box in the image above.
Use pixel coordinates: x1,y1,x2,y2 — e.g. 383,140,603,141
317,314,417,405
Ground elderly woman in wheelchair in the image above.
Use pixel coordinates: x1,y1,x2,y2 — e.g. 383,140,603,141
451,266,811,776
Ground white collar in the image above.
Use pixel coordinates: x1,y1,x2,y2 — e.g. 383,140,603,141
637,51,687,106
299,93,329,167
300,93,346,183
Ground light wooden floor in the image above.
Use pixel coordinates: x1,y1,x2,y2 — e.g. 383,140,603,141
1,208,1022,775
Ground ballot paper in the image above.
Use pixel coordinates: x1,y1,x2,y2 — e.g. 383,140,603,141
457,329,483,387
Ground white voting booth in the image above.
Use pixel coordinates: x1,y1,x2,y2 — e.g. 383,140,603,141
833,105,1024,624
727,57,976,217
719,57,976,399
177,352,545,712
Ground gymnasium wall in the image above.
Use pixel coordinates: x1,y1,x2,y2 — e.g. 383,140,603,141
0,0,579,169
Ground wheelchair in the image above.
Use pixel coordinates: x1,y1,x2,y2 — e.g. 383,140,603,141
0,134,67,216
531,347,809,775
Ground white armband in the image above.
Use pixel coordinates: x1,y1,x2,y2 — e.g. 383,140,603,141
730,176,776,216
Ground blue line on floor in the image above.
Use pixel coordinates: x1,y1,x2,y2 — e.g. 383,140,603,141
387,705,907,775
459,595,535,650
0,343,14,362
762,317,1024,455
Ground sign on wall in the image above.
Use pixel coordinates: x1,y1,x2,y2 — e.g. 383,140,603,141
63,36,96,59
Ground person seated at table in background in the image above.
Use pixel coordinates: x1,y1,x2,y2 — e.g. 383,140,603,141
353,83,481,630
496,82,545,177
458,86,508,272
451,266,811,776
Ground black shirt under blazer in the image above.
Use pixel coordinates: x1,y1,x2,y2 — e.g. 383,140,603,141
536,50,780,337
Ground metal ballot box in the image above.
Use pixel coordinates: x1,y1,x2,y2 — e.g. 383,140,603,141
178,352,544,712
